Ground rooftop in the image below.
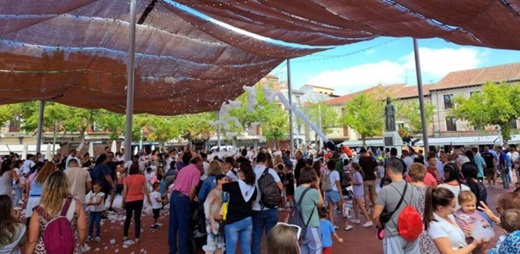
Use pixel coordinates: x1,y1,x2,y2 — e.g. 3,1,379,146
431,62,520,91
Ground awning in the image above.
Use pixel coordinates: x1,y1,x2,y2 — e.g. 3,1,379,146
451,135,501,146
1,1,520,115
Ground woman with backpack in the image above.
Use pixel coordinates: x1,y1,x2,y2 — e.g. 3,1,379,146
221,162,257,254
26,170,87,254
295,166,324,254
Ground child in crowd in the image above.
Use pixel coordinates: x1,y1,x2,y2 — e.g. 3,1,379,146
145,167,155,191
454,191,489,254
85,182,105,242
202,174,228,254
284,165,295,208
488,209,520,254
150,182,166,229
156,174,168,206
319,207,344,254
350,163,374,227
377,160,385,186
427,156,442,184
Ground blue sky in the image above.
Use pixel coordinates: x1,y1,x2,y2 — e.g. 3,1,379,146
269,37,520,95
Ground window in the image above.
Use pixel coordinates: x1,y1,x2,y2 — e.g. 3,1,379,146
343,126,348,136
446,117,457,131
443,94,453,109
470,91,480,96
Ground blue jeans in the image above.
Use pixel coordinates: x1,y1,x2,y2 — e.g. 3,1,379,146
88,211,102,237
225,217,253,254
501,168,511,189
252,209,278,254
300,226,322,254
169,192,191,254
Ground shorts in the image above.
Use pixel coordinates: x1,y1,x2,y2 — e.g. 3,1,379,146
153,208,160,219
363,180,376,195
323,246,332,254
485,167,495,177
325,190,341,203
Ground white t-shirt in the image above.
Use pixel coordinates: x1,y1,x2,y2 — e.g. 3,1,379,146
327,169,340,192
85,191,105,212
21,160,35,175
437,183,470,210
403,156,414,170
428,213,467,250
151,191,162,209
252,165,281,211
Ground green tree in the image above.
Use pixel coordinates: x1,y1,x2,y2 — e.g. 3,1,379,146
340,93,385,147
228,83,289,143
451,82,520,142
262,105,289,148
0,105,14,129
303,101,339,136
395,100,435,134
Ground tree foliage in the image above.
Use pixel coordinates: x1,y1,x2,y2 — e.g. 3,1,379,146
451,82,520,142
395,100,435,134
228,83,289,143
341,93,385,146
0,105,14,129
303,101,339,135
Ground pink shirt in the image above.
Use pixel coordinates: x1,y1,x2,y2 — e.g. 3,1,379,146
406,172,437,187
172,164,201,197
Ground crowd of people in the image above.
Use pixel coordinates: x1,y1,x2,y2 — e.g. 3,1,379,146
0,143,519,254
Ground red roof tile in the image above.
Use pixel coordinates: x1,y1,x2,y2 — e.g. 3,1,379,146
431,62,520,90
325,84,405,106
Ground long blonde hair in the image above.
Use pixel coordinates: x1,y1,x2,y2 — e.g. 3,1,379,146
40,171,70,218
35,161,56,185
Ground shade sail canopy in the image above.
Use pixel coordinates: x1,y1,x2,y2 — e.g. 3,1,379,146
1,0,520,115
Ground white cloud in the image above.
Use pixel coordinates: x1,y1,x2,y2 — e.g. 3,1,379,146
306,47,481,94
402,47,481,77
307,61,405,94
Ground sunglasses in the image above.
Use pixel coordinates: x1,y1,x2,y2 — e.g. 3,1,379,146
276,222,302,240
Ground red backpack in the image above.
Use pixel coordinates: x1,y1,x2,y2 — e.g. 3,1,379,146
36,197,76,253
396,184,422,241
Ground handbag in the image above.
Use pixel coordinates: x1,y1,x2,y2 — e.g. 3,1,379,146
379,182,407,225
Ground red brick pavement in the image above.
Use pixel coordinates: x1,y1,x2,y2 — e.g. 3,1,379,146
62,185,510,254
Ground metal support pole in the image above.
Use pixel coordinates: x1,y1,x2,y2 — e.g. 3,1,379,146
36,100,45,154
217,111,221,148
287,59,295,156
52,120,57,156
413,38,429,153
318,103,323,149
124,0,137,162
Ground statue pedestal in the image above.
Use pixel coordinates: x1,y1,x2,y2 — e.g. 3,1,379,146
383,131,403,155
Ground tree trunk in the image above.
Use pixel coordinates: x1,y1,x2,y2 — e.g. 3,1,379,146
362,135,367,148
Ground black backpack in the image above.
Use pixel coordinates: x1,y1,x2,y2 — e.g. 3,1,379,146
257,168,281,209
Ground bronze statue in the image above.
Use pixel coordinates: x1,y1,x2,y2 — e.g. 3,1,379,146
385,97,395,132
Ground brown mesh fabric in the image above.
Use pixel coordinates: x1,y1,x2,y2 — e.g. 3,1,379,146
0,0,316,115
1,0,520,116
182,0,520,49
